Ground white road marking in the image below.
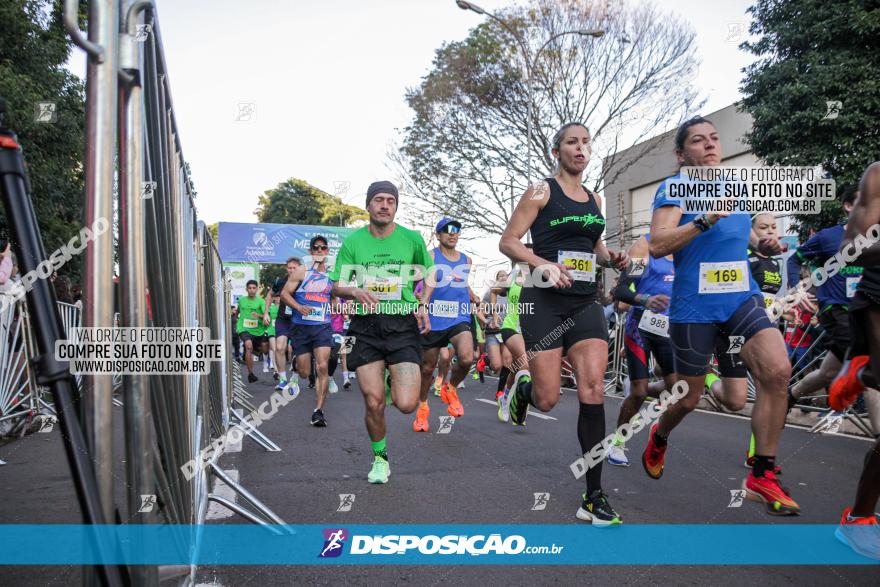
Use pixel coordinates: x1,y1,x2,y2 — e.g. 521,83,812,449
487,376,874,441
474,398,557,420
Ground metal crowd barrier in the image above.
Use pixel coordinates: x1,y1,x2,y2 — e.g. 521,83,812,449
0,297,35,432
10,1,295,584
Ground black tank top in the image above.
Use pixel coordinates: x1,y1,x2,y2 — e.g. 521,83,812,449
747,249,782,294
530,177,606,297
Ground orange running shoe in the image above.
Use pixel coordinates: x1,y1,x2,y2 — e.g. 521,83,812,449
440,384,464,417
743,470,800,516
641,424,667,480
412,401,430,432
835,508,880,561
829,355,870,412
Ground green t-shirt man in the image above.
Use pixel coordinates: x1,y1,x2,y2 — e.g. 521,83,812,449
265,302,279,337
237,294,266,336
329,224,433,315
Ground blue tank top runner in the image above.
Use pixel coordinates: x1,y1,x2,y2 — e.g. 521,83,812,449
292,268,332,326
635,236,675,317
428,248,472,331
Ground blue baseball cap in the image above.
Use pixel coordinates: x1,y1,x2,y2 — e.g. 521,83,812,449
435,217,462,233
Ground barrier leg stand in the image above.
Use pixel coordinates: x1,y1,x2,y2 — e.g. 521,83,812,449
207,461,293,534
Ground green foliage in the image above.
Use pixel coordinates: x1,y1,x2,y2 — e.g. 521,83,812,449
254,178,367,227
0,0,87,281
740,0,880,238
260,264,287,290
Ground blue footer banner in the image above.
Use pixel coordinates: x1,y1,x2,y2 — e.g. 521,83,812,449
0,525,877,564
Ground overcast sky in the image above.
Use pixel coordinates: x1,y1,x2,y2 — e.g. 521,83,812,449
68,0,757,266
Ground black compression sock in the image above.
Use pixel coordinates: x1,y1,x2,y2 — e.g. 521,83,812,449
653,428,668,447
578,403,606,495
753,454,776,477
497,367,510,392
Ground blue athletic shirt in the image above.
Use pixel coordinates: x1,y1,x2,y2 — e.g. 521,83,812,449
634,235,675,317
652,173,759,323
291,268,332,326
786,223,863,309
428,248,472,331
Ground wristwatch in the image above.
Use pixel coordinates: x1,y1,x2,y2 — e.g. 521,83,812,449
692,214,712,232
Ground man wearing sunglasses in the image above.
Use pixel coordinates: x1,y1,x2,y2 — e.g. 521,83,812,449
281,235,335,427
413,217,483,431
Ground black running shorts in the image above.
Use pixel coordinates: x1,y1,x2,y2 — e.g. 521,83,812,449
346,314,422,371
818,305,852,362
421,321,471,349
519,287,608,354
624,309,675,381
669,294,774,377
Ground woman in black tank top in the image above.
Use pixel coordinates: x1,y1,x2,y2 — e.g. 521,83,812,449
499,123,629,525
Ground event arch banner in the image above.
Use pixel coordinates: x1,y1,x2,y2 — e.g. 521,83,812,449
222,262,261,305
218,222,354,264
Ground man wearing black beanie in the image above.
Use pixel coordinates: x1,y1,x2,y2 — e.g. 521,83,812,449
330,180,434,484
365,180,398,208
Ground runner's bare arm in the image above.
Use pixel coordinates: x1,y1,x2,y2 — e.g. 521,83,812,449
842,161,880,266
499,182,554,269
263,292,275,324
280,265,308,316
330,279,380,306
649,205,702,258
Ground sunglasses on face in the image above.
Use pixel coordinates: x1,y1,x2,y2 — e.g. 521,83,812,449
312,245,329,251
440,225,461,234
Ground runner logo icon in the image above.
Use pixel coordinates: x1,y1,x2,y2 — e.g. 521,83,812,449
319,528,348,558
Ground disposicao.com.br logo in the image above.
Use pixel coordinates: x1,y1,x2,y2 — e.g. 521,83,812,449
321,530,564,557
319,528,348,558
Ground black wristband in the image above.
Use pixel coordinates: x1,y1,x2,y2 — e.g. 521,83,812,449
693,215,711,232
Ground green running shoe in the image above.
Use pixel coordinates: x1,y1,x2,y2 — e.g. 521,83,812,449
508,371,531,426
367,456,390,484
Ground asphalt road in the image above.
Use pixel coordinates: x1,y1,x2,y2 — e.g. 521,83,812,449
1,368,877,585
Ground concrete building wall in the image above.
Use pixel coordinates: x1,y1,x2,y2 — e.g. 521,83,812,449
601,103,759,250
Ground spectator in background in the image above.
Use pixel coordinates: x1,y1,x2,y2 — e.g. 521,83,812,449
0,242,12,288
53,275,73,304
603,276,619,328
785,304,818,367
230,304,241,361
72,283,83,310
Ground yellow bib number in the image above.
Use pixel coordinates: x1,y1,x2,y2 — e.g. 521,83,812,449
557,250,596,282
365,276,401,301
698,261,749,294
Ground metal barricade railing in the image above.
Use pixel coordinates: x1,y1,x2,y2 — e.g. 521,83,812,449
11,1,297,583
0,297,34,430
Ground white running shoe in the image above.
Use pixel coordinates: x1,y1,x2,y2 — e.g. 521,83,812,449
329,378,339,394
263,362,270,373
607,444,630,467
286,379,300,399
498,389,510,423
